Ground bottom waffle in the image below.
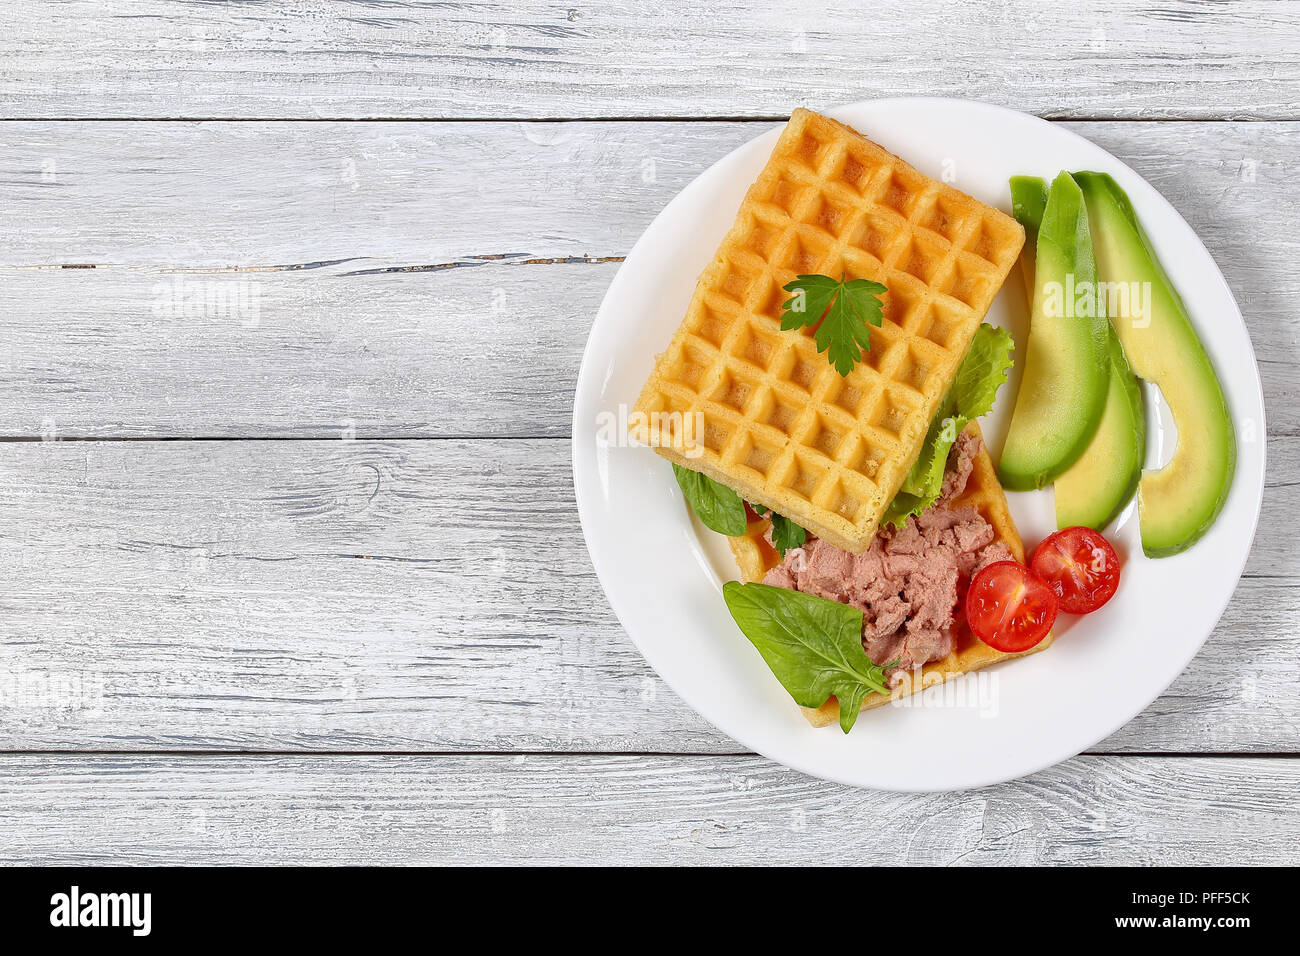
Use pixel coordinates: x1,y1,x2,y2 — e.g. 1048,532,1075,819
728,421,1054,724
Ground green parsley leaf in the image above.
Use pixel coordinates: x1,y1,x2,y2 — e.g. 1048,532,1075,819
672,464,747,536
744,502,807,557
769,513,807,557
882,323,1015,528
722,581,891,732
780,273,887,376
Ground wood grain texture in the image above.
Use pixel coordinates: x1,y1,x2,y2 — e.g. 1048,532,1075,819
0,437,1293,753
1,753,1296,865
3,1,1300,120
0,120,1295,437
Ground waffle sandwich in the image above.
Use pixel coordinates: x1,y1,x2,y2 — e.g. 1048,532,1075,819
729,422,1055,721
632,108,1024,552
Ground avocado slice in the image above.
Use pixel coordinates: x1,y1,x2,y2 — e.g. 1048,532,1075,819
1009,175,1049,302
1073,171,1236,556
1055,327,1145,529
1009,175,1145,530
999,172,1111,491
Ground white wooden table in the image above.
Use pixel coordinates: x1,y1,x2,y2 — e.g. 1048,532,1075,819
0,1,1296,865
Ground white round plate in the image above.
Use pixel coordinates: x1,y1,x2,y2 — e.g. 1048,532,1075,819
572,98,1265,791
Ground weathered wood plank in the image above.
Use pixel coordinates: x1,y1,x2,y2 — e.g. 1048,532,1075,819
0,438,1293,753
1,120,1295,270
3,1,1300,120
0,120,1295,437
0,266,591,440
1,753,1295,865
0,119,701,267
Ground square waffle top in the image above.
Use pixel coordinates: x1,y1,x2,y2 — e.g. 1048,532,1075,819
728,423,1054,721
632,108,1024,552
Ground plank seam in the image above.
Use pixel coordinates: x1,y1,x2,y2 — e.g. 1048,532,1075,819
0,749,1292,759
0,116,1298,124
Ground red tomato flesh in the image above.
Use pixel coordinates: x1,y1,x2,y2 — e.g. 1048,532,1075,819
965,561,1058,652
1030,526,1122,614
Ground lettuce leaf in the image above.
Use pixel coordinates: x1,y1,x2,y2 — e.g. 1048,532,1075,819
882,323,1014,528
948,322,1017,420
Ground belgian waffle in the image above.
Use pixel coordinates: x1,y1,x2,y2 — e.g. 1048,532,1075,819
729,422,1055,722
633,108,1024,552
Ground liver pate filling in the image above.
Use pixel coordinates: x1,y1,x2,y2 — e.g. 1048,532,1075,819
762,431,1011,681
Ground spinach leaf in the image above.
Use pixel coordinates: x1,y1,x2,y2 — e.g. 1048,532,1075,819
672,464,747,536
722,581,891,732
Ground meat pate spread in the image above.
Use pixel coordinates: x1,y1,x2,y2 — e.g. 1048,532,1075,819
763,431,1011,681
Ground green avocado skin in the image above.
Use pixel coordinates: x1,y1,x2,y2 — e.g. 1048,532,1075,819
998,172,1111,491
1009,176,1049,257
1072,171,1236,557
1009,175,1049,304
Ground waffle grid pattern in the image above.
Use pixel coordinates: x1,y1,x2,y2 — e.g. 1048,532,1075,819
728,423,1055,722
634,109,1024,552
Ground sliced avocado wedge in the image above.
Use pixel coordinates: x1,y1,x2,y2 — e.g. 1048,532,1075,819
1007,174,1144,529
999,172,1111,491
1009,175,1049,302
1073,171,1235,556
1055,327,1145,529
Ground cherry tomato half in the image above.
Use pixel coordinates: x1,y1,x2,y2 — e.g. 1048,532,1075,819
1030,526,1122,614
965,561,1058,652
